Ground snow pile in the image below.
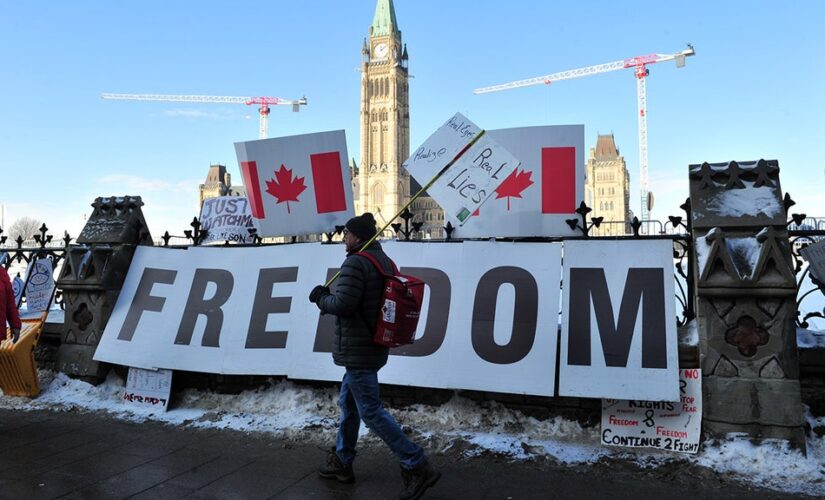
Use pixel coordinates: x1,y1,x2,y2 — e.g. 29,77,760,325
2,371,824,496
707,184,782,219
798,328,825,349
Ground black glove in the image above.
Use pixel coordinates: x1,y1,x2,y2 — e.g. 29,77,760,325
309,285,330,303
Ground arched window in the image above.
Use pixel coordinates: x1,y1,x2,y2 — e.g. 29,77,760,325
600,202,604,211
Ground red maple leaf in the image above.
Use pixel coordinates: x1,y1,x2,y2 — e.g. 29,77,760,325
495,169,534,210
265,164,307,214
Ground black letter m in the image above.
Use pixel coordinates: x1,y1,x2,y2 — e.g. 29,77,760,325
567,268,666,368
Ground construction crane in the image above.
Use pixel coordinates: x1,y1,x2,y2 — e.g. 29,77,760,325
474,45,695,225
101,93,308,139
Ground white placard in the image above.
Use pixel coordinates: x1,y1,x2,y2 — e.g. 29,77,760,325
24,258,54,312
801,238,825,284
601,368,702,453
559,239,679,402
124,367,173,410
235,130,355,237
402,113,521,225
199,196,256,244
95,241,562,396
453,125,585,237
12,274,24,306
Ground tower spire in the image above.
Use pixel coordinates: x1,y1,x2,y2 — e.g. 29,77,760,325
370,0,398,36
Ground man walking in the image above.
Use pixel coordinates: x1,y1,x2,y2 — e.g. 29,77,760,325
309,212,440,500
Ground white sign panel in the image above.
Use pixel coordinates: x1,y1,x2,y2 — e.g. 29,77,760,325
235,130,355,237
559,239,679,402
24,258,54,312
601,368,702,453
453,125,584,238
402,113,521,225
124,367,173,410
801,238,825,284
199,196,256,244
95,241,562,396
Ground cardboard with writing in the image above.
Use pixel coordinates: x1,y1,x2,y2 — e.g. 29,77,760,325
402,113,521,225
124,367,173,410
601,369,702,453
199,196,256,244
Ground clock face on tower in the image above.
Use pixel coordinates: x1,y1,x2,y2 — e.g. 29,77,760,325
374,42,389,60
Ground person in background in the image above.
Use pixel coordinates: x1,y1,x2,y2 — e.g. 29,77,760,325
309,212,440,500
0,267,22,343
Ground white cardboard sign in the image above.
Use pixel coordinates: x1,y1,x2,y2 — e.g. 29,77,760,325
402,113,521,225
601,368,702,453
559,239,679,402
124,367,173,410
24,258,54,312
199,196,256,244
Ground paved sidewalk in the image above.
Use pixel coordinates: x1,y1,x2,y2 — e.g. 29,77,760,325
0,408,805,499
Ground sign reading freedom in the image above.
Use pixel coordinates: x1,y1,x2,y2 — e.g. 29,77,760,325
95,240,678,400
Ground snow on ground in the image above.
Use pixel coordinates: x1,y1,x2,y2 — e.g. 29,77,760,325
2,370,824,496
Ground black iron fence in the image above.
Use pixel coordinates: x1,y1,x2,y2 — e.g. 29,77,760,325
4,197,823,330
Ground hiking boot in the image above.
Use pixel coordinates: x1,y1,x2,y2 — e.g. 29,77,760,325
397,459,441,500
318,447,355,483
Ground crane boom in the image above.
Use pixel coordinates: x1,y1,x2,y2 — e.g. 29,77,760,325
473,46,694,227
100,93,308,139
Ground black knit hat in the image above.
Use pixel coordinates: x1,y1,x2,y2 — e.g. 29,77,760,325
345,212,377,241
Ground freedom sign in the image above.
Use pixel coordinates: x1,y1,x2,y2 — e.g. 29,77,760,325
453,125,584,238
402,113,521,225
559,239,679,402
235,130,355,237
94,241,562,396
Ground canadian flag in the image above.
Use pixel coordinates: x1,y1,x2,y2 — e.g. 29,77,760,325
234,130,355,238
456,125,584,238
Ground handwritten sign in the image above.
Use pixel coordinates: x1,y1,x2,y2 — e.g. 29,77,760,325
24,258,54,312
600,369,702,453
124,367,173,410
801,239,825,286
12,274,24,306
199,196,256,244
402,113,521,225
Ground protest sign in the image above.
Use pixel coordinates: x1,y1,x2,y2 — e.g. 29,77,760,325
402,113,521,225
95,241,562,396
12,275,24,306
559,239,679,402
601,369,702,453
124,367,173,410
23,258,54,312
235,130,354,237
199,196,256,244
452,125,585,237
801,238,825,285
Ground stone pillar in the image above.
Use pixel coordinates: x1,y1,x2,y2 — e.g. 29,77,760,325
56,196,153,381
689,160,805,448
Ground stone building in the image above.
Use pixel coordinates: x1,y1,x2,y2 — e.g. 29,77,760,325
584,134,632,235
198,164,246,209
354,0,444,238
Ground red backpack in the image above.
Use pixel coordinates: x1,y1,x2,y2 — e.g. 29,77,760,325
356,252,425,348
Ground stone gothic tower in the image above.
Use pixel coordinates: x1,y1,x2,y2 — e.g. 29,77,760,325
356,0,411,230
585,134,632,235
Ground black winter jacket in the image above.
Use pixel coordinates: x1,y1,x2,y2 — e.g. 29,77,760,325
316,243,393,369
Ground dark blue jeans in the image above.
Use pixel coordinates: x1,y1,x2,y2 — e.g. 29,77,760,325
336,367,425,469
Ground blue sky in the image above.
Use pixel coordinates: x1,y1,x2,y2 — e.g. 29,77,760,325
1,0,823,238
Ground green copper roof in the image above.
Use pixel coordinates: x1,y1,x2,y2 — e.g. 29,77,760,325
371,0,398,36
